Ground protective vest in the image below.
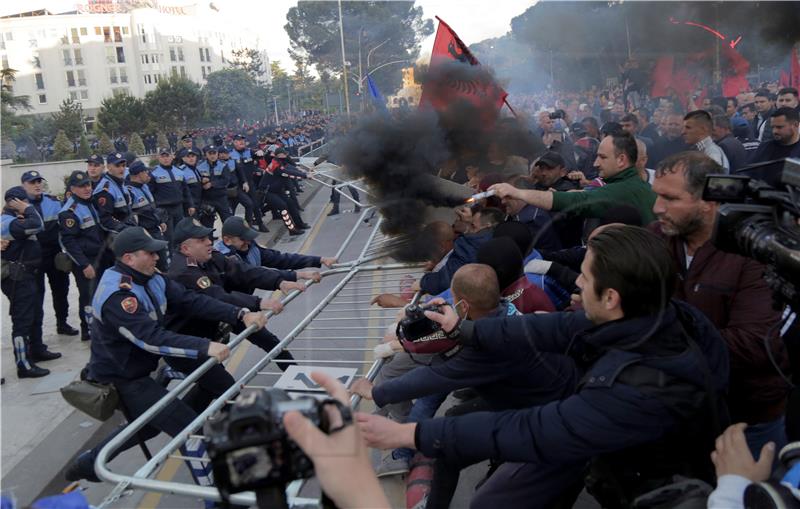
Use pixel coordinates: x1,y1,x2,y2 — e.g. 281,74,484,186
213,240,260,267
127,183,156,211
181,165,200,185
34,194,62,223
151,165,186,184
92,174,130,210
59,197,99,230
92,267,167,324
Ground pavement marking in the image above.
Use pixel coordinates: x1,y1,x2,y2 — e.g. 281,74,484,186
136,202,332,509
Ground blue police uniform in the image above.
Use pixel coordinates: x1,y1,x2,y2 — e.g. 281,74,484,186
214,238,321,281
29,192,73,337
1,203,53,375
260,158,308,233
150,163,193,246
229,146,267,229
126,181,168,270
92,173,133,233
59,195,106,339
179,163,203,215
196,158,232,227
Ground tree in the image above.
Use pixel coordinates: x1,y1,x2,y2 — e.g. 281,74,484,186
98,132,115,154
97,94,145,137
157,132,170,151
1,68,32,141
52,98,84,141
53,130,74,161
129,132,145,155
204,68,264,124
144,75,204,132
229,48,269,84
285,1,433,97
77,134,91,159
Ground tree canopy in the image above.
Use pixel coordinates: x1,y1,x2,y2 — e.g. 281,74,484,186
52,99,84,141
204,68,265,124
97,94,145,137
143,75,204,132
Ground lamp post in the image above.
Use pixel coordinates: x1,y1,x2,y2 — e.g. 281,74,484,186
337,0,351,117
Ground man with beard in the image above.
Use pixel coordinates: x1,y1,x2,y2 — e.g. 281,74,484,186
748,107,800,163
651,112,691,166
651,151,788,457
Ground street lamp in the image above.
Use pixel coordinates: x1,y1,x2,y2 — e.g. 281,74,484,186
337,0,350,117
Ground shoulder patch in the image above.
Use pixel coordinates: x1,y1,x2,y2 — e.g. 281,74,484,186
197,276,212,289
97,196,107,206
185,256,198,267
64,218,76,228
119,274,133,290
121,296,138,314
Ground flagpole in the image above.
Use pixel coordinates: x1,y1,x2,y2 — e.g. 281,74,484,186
338,0,351,117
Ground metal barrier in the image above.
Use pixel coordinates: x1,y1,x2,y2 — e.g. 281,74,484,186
94,206,421,508
297,138,326,156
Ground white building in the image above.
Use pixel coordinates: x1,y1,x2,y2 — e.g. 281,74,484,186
0,1,271,127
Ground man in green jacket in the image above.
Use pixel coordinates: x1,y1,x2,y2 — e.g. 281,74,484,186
491,132,656,223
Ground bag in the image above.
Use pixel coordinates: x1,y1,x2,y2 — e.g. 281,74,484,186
54,252,73,273
60,379,119,421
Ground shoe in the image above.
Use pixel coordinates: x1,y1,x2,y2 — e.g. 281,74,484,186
297,222,311,230
81,330,91,342
31,349,62,362
327,206,340,216
288,229,304,237
57,323,80,336
257,224,269,233
65,450,101,483
354,205,362,213
452,387,478,401
18,364,50,378
375,453,409,478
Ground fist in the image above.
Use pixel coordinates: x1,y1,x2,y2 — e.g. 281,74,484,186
207,341,230,362
279,280,306,294
242,311,267,329
261,298,284,314
320,257,338,268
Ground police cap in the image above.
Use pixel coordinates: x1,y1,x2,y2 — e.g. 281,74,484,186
274,148,288,157
233,134,246,140
217,146,230,154
86,154,104,165
173,217,214,245
183,147,199,157
204,145,218,154
157,147,172,155
67,170,91,187
128,160,150,175
180,134,193,141
106,152,126,165
221,216,259,241
112,227,168,257
4,186,28,202
21,170,46,183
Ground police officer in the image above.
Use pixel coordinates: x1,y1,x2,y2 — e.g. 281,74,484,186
215,216,336,282
93,152,134,233
59,171,106,341
230,134,269,232
261,148,310,235
125,161,168,270
86,154,105,189
196,145,232,228
65,226,266,483
166,218,305,369
150,147,195,249
178,147,203,218
1,187,58,378
21,170,78,337
221,145,266,233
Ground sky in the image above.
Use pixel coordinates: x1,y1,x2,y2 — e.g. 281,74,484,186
2,0,535,71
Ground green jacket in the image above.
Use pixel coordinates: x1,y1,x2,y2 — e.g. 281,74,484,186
550,167,656,223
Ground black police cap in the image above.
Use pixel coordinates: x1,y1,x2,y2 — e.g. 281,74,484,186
112,227,168,257
173,217,214,245
21,170,46,183
4,186,28,202
86,154,104,164
128,160,150,175
221,216,259,241
66,170,91,187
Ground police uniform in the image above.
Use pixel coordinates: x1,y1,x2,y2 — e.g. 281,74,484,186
21,171,77,339
166,218,295,368
149,147,193,248
196,146,233,228
178,148,203,216
229,135,269,230
92,153,134,233
86,154,105,190
260,149,308,234
59,171,106,341
66,227,246,484
125,161,169,271
1,187,54,378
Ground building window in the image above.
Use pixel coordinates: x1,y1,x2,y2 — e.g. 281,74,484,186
63,49,72,65
74,49,83,65
80,27,88,36
199,48,205,62
2,55,8,69
80,89,88,100
105,46,115,64
66,70,76,87
77,69,86,86
71,28,80,44
34,73,44,90
116,46,125,63
38,94,46,104
113,26,122,43
122,27,129,35
152,54,159,63
4,32,13,41
142,54,148,64
103,27,111,43
69,90,78,100
171,66,177,76
95,27,101,36
180,65,186,78
32,55,40,68
201,66,207,78
204,48,211,62
177,47,184,61
144,74,152,84
154,74,160,83
169,47,176,62
109,68,118,84
120,67,128,83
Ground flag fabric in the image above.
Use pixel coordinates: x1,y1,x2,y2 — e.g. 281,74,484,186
721,45,750,97
366,75,388,113
792,46,800,90
419,16,508,113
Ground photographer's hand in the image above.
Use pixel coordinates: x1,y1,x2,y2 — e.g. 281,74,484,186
711,423,775,482
423,298,460,333
349,378,374,400
283,372,390,509
356,413,417,450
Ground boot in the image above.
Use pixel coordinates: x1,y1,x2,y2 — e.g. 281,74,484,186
354,204,362,213
31,349,62,362
81,325,91,342
14,336,49,378
57,322,80,336
257,223,269,233
65,450,101,483
327,204,340,216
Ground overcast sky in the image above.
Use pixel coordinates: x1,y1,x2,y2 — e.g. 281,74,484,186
3,0,534,71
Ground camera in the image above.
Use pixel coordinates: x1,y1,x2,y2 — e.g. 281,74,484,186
204,387,350,503
396,303,460,355
744,441,800,508
702,158,800,308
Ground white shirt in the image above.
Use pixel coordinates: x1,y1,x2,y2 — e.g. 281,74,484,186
706,474,750,509
696,136,730,173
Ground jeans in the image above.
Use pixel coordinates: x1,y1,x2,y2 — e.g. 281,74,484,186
393,392,448,462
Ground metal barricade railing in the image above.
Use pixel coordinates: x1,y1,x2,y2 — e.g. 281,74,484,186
95,207,422,508
297,138,325,156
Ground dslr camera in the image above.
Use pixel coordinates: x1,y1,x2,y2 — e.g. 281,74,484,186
397,303,460,355
744,441,800,508
204,387,350,504
702,158,800,308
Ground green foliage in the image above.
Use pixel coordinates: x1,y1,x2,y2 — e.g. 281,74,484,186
229,48,268,83
157,132,170,151
204,68,264,124
98,132,115,154
97,94,145,137
1,68,32,140
1,138,16,160
53,130,74,161
128,132,146,155
144,75,203,132
77,134,91,158
52,99,84,141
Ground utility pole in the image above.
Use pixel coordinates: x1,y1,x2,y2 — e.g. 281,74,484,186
337,0,351,117
273,96,279,124
287,82,292,116
358,27,364,112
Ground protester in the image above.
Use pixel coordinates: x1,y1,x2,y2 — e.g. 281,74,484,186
748,107,800,163
712,114,749,171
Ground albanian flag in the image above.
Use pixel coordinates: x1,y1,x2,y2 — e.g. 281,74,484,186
419,16,508,114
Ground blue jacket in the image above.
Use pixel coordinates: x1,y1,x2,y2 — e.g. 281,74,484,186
214,239,320,275
58,196,105,269
29,193,63,256
197,159,230,198
1,206,43,267
513,205,562,252
150,164,193,208
414,301,729,470
419,230,492,295
92,173,133,232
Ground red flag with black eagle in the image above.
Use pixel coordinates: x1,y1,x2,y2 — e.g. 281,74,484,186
419,16,508,114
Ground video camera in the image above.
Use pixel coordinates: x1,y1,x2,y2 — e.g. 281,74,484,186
396,303,460,356
744,441,800,508
702,158,800,308
204,387,351,506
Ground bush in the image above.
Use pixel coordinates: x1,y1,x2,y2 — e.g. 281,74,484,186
53,130,74,161
98,132,114,154
129,133,146,156
157,132,169,150
77,134,91,159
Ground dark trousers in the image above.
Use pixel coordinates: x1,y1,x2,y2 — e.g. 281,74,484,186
30,256,70,348
330,186,360,206
1,269,40,345
159,203,184,249
71,267,96,335
229,188,264,227
199,194,232,228
260,190,303,228
236,325,296,370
